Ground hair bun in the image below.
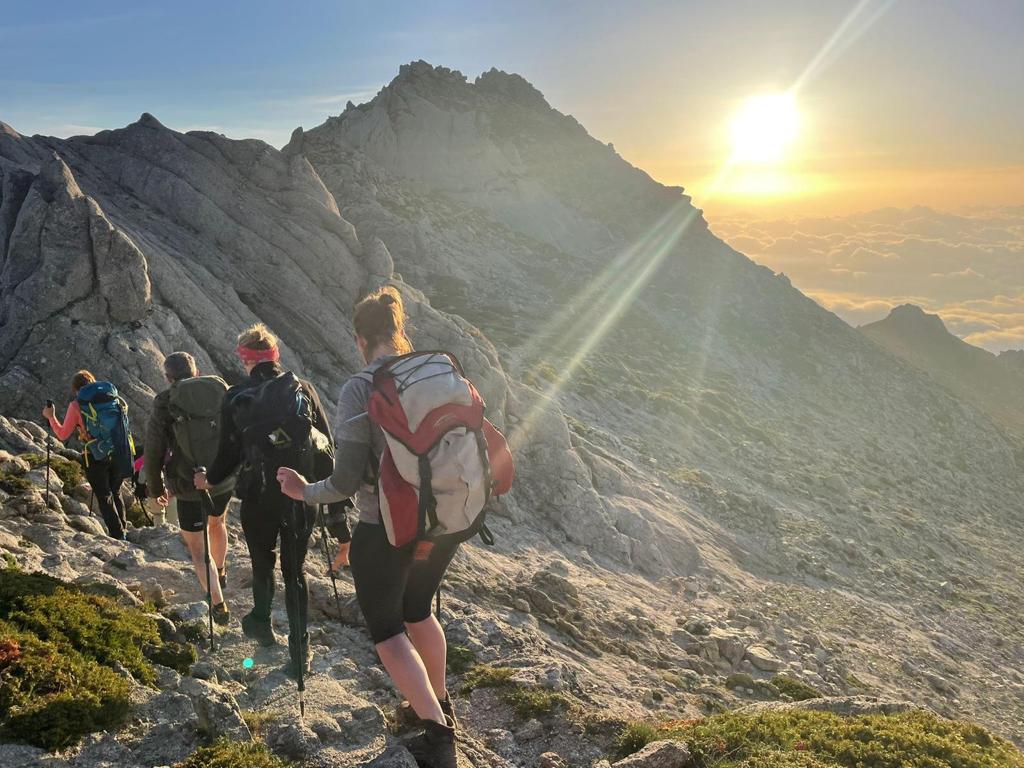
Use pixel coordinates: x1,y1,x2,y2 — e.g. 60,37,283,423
380,293,396,306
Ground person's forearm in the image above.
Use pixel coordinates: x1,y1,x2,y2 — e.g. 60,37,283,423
48,412,76,442
303,476,352,505
303,439,368,505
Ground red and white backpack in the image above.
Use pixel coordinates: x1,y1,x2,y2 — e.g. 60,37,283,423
361,351,514,548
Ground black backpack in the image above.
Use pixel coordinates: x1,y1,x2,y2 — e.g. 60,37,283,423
231,372,332,499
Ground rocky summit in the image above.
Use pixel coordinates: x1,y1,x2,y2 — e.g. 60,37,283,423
1,61,1023,767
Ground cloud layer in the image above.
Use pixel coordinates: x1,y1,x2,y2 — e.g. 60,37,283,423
712,206,1024,352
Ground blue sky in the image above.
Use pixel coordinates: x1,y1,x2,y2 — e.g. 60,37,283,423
1,0,1021,213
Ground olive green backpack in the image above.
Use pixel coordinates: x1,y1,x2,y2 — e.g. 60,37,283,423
167,376,234,496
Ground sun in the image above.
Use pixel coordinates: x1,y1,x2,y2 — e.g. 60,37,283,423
730,92,799,164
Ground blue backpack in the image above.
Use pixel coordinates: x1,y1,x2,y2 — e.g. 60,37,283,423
77,381,135,480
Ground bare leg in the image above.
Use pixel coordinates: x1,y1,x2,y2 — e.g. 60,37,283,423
331,541,350,571
182,529,224,605
405,615,447,699
375,634,444,723
209,515,228,573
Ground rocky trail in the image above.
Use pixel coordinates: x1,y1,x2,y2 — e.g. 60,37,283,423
2,412,1022,766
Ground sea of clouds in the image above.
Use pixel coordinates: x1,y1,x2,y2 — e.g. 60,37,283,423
712,206,1024,353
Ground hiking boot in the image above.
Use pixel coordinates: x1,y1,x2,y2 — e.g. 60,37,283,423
398,691,458,730
211,601,230,626
241,611,278,647
403,716,457,768
440,692,457,728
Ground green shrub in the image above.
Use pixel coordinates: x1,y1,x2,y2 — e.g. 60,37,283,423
145,640,198,672
175,739,294,768
0,567,199,751
5,588,162,684
614,721,662,759
447,644,478,675
770,675,822,702
0,620,131,750
459,665,570,719
240,709,283,739
0,472,32,495
19,452,84,493
616,709,1024,767
125,498,152,528
460,665,516,694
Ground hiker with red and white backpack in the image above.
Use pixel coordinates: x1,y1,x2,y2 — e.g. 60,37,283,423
277,286,513,768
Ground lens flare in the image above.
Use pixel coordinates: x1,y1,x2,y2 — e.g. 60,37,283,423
243,657,254,669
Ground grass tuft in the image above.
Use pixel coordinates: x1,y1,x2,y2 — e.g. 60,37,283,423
615,709,1024,767
174,739,294,768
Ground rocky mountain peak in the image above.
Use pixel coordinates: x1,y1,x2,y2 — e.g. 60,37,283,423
871,303,949,337
475,67,551,111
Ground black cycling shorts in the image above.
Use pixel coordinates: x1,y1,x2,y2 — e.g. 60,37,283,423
177,492,231,533
349,521,459,644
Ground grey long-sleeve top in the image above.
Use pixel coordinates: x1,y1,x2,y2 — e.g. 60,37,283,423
302,358,390,523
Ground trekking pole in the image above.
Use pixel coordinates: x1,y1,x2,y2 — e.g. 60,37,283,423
195,467,216,652
289,499,307,718
317,505,343,618
43,400,54,509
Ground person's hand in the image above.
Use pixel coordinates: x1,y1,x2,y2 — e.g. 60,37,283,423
155,494,169,508
42,405,54,420
276,467,308,501
146,497,164,514
193,471,210,491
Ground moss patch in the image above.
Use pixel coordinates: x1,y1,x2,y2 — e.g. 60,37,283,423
615,709,1024,767
770,675,823,702
19,452,84,493
460,664,571,720
446,643,477,675
0,567,197,750
175,739,294,768
0,472,32,495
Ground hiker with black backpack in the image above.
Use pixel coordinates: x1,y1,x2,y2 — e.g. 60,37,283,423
144,352,234,626
44,369,134,540
194,324,333,681
277,287,514,768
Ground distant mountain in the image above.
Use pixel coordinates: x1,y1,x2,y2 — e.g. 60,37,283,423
860,304,1024,437
999,348,1024,374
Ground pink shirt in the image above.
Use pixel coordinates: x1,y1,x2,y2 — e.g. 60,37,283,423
47,400,86,443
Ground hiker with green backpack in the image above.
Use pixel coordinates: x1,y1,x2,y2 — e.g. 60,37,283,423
144,352,235,625
44,369,134,540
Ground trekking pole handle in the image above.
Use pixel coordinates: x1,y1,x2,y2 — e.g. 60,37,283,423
45,399,55,409
195,465,206,474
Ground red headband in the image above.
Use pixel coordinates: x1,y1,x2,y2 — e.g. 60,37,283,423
236,345,280,365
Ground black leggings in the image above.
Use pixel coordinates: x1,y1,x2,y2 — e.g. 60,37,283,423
84,458,126,539
239,496,314,641
349,521,459,644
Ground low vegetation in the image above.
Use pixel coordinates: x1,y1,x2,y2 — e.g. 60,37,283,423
615,709,1024,767
0,567,197,750
174,739,293,768
770,675,823,702
459,664,571,720
20,452,84,493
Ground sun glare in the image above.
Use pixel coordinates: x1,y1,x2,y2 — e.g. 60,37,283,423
730,92,799,164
